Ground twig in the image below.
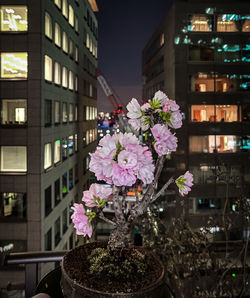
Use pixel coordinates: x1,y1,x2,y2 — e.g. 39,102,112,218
98,211,116,226
152,177,174,203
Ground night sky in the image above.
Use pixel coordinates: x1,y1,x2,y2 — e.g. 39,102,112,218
96,0,174,112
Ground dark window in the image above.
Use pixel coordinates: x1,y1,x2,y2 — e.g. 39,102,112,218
54,179,60,206
62,138,67,161
69,168,73,190
0,193,26,219
75,164,78,184
243,105,250,121
69,233,73,249
69,200,74,223
54,101,60,124
63,208,67,234
54,217,61,246
0,240,26,253
62,172,67,197
45,100,52,126
45,229,52,250
45,186,52,217
69,39,74,58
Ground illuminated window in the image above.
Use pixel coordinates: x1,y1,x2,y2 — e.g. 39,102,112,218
55,101,60,124
190,73,214,92
62,67,68,88
75,75,78,91
75,105,78,121
1,52,28,79
62,0,68,19
54,140,61,164
62,32,68,53
44,143,52,170
55,23,61,47
160,33,164,46
44,55,52,82
188,14,212,32
242,16,250,32
75,46,79,62
189,135,240,153
0,6,28,31
86,33,90,48
69,104,73,121
69,5,74,27
191,105,239,122
215,74,236,92
74,134,78,151
1,99,27,124
0,146,27,172
189,165,216,184
0,193,26,219
217,15,238,32
54,62,61,85
45,12,52,39
54,0,61,9
68,135,74,155
69,71,74,90
62,103,67,122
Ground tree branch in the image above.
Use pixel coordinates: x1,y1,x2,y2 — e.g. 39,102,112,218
151,177,174,203
98,211,116,226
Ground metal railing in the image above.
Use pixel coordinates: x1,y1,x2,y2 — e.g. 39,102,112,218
2,250,66,298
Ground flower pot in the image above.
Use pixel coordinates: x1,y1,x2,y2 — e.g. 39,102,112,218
61,242,170,298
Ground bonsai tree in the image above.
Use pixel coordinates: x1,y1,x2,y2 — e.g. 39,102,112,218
71,90,193,252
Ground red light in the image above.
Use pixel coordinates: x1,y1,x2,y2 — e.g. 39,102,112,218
119,104,122,107
113,110,116,113
109,120,111,123
121,110,124,113
117,110,120,113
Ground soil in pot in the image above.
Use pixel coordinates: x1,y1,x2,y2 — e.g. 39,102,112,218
61,242,167,297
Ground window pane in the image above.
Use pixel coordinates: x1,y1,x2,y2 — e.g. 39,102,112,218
44,143,52,169
44,55,52,81
54,62,61,85
69,39,74,57
69,104,73,121
242,17,250,32
69,5,74,26
54,0,61,9
68,135,74,155
62,32,68,53
62,103,67,122
54,179,60,206
62,0,68,19
62,67,68,88
55,101,60,124
1,99,27,125
69,168,73,190
75,105,78,121
215,105,238,122
75,75,78,91
0,146,27,172
44,100,52,126
54,140,61,164
45,12,52,39
75,46,79,62
63,208,68,233
217,14,238,32
1,53,28,79
0,6,28,31
75,16,78,32
62,172,67,196
0,193,26,219
54,217,61,246
215,45,240,63
69,71,74,90
55,23,61,47
45,186,52,217
75,164,78,184
74,134,78,151
45,229,52,250
190,72,214,92
243,105,250,121
188,14,212,32
189,46,213,61
62,138,67,160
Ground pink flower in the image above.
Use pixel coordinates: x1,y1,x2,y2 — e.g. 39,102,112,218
176,171,194,196
128,119,141,131
151,124,178,155
153,90,169,106
169,111,182,129
71,203,92,237
126,98,142,119
163,105,170,112
82,183,113,207
141,103,151,111
118,150,137,169
168,99,180,112
112,164,136,186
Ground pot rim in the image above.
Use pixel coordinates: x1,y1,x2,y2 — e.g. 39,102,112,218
61,242,165,296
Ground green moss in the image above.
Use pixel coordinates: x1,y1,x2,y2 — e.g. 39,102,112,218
88,248,146,282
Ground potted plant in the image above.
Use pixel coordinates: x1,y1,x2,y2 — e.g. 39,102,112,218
61,90,193,298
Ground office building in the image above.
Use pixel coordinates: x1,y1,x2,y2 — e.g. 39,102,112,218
0,0,98,287
142,0,250,237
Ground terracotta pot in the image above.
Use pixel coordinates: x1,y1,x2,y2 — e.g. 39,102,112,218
61,242,169,298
